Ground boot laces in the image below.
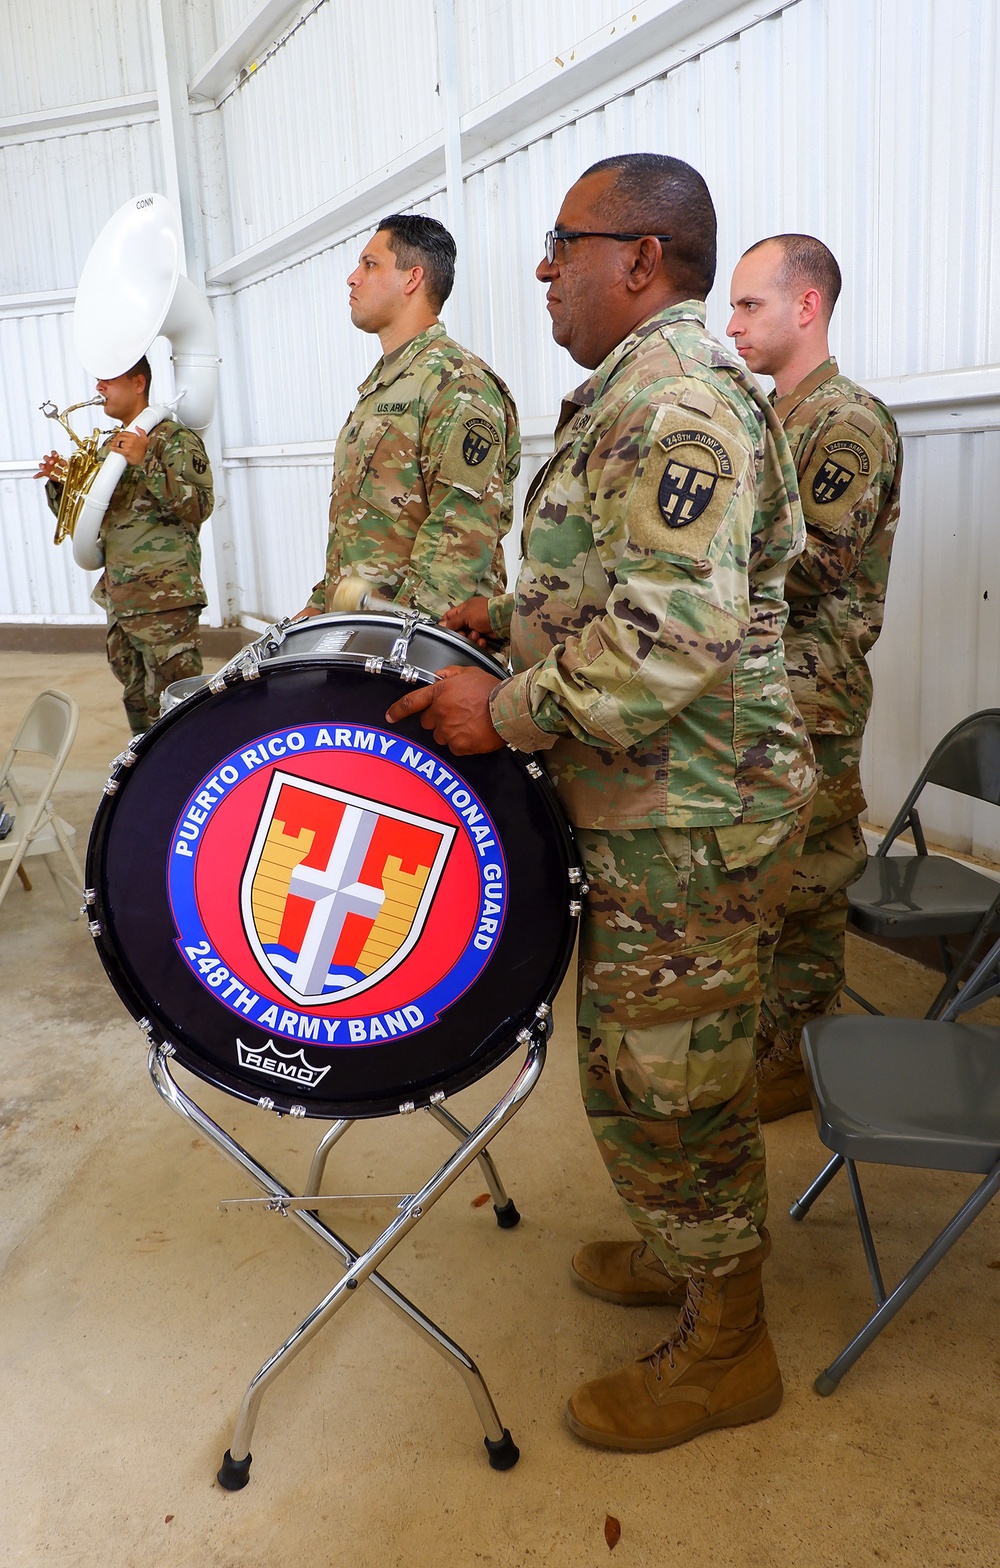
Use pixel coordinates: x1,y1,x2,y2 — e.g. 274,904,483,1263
648,1275,705,1380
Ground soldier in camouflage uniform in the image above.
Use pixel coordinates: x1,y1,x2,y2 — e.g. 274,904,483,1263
729,235,903,1120
38,356,213,736
387,156,816,1453
303,214,519,618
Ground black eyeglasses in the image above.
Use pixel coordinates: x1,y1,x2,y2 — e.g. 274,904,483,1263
544,228,672,264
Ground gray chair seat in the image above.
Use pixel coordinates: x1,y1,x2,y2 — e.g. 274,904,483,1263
807,1016,1000,1173
846,709,1000,1015
791,932,1000,1396
848,855,1000,937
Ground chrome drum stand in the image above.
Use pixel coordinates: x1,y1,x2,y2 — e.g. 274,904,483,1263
148,1012,550,1489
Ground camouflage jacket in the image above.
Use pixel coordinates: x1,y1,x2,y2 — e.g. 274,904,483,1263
46,419,213,616
487,301,816,831
310,323,520,617
774,358,902,736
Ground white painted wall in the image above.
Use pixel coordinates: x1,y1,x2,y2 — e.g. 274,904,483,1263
1,0,998,852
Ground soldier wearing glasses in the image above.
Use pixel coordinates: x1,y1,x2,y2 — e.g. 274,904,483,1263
387,154,814,1453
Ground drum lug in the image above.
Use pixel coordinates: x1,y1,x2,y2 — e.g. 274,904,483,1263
289,1105,306,1118
399,1099,416,1115
429,1090,447,1106
387,609,422,671
208,672,228,695
525,761,544,780
257,1096,276,1113
102,776,119,796
87,918,102,936
365,656,385,676
83,887,97,905
569,900,583,917
534,1003,551,1021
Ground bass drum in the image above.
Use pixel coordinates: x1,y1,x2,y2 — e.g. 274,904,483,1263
87,614,580,1120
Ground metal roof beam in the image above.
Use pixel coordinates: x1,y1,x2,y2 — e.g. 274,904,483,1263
0,93,157,143
189,0,308,103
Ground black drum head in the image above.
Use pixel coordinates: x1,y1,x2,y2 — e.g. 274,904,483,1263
87,661,577,1118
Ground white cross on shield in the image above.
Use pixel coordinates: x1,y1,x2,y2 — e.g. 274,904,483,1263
240,772,456,1007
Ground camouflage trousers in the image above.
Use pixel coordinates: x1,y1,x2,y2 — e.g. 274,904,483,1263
106,606,203,736
576,809,808,1279
757,737,868,1061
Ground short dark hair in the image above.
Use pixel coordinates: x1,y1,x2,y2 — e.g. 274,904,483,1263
743,233,842,320
126,356,152,397
581,153,717,298
377,213,457,310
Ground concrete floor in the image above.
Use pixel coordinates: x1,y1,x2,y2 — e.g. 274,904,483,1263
2,650,1000,1568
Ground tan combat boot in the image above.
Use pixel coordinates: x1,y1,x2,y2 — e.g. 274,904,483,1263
564,1253,781,1451
570,1240,687,1307
756,1041,812,1123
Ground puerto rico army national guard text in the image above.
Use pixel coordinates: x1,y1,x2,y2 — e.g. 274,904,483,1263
729,235,902,1121
386,154,816,1453
37,356,213,737
303,213,519,619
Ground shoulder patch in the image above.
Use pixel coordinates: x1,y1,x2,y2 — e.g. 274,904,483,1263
802,420,880,522
437,405,503,497
628,409,747,558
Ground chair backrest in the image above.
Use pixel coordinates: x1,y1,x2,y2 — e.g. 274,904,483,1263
1,689,79,793
923,710,1000,806
878,709,1000,856
941,928,1000,1020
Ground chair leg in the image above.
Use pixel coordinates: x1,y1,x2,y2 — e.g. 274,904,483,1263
790,1154,845,1220
844,1159,886,1305
842,986,883,1017
814,1155,1000,1395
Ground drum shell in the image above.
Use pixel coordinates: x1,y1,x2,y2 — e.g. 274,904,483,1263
89,628,577,1120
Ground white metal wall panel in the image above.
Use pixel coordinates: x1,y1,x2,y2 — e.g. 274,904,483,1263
0,0,152,113
0,123,163,294
0,478,102,622
863,429,1000,858
212,0,269,48
458,0,632,110
215,0,441,258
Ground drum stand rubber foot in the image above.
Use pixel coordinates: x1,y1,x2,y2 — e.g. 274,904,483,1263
493,1199,520,1230
484,1429,519,1470
217,1450,253,1490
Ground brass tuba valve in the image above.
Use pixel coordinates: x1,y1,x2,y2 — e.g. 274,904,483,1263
40,396,107,545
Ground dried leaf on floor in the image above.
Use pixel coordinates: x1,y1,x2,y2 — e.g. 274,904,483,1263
471,1192,491,1207
604,1514,621,1550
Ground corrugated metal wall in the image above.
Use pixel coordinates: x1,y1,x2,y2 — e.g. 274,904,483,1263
2,0,999,853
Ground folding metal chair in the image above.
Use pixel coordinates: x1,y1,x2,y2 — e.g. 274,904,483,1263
790,931,1000,1393
845,709,1000,1017
0,689,83,919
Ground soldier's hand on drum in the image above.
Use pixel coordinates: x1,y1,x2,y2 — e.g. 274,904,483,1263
34,450,67,481
386,667,505,753
440,596,493,649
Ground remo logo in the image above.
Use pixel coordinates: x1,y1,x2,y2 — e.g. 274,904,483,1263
167,724,508,1047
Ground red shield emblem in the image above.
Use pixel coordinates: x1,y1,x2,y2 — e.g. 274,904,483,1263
241,771,455,1007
